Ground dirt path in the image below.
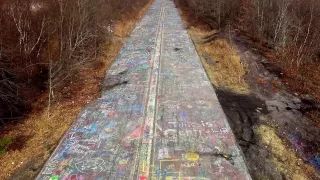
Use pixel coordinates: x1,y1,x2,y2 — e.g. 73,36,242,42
36,0,251,179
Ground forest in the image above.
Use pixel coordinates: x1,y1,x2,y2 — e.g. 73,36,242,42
0,0,149,123
176,0,320,104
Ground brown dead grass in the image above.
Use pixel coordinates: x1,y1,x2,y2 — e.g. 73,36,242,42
256,119,318,180
178,5,249,94
188,27,249,94
0,1,153,179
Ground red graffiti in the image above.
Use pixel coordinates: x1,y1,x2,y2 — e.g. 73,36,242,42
122,126,145,142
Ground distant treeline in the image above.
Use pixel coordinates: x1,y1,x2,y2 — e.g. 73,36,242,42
176,0,320,101
177,0,320,65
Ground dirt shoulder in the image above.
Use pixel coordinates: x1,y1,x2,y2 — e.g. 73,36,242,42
0,1,153,179
178,4,320,180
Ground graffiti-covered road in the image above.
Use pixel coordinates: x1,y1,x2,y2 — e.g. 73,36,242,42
37,0,251,179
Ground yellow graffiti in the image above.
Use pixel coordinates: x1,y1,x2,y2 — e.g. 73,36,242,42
142,160,146,172
119,159,128,165
215,146,221,151
185,152,200,161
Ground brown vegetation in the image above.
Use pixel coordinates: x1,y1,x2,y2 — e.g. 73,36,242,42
0,0,150,123
0,0,151,179
177,1,249,94
177,0,320,178
187,27,249,94
176,0,320,123
256,122,315,180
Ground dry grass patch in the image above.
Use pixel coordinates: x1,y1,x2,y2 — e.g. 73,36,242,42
256,123,317,180
188,27,249,94
0,1,153,179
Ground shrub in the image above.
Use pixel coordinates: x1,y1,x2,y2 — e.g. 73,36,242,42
0,137,13,155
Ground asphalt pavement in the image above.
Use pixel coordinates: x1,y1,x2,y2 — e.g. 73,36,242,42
37,0,251,179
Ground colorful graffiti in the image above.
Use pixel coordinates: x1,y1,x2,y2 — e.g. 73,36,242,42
37,0,251,179
288,134,320,171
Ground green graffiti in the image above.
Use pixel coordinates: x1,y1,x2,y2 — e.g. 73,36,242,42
49,175,59,180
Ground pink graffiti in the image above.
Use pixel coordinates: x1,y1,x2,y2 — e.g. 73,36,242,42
62,174,84,180
122,126,146,142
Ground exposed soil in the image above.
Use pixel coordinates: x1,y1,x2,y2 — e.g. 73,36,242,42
213,33,320,179
214,88,267,149
176,3,320,178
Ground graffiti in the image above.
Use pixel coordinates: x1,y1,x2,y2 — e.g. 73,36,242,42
74,158,109,174
181,162,196,168
104,121,117,133
42,167,56,175
184,152,199,161
166,121,196,129
37,0,250,179
197,146,214,153
154,168,168,177
49,175,59,180
181,111,187,118
158,147,170,159
122,126,145,142
62,174,84,180
76,122,97,134
69,144,91,155
288,134,320,170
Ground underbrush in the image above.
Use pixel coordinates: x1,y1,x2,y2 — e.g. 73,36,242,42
178,2,249,94
256,122,316,179
177,0,320,178
0,0,152,179
0,137,13,155
189,27,249,94
0,0,150,124
176,0,320,124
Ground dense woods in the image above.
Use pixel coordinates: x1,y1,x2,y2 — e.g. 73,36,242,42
176,0,320,102
0,0,148,123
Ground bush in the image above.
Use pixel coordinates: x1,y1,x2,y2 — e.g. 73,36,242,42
0,137,13,155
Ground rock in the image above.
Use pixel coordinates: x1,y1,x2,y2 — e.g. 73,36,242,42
242,128,253,142
280,156,287,162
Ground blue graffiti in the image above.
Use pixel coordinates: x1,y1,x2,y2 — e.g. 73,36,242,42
77,122,97,134
288,134,320,171
182,111,187,118
309,155,320,171
107,121,117,129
